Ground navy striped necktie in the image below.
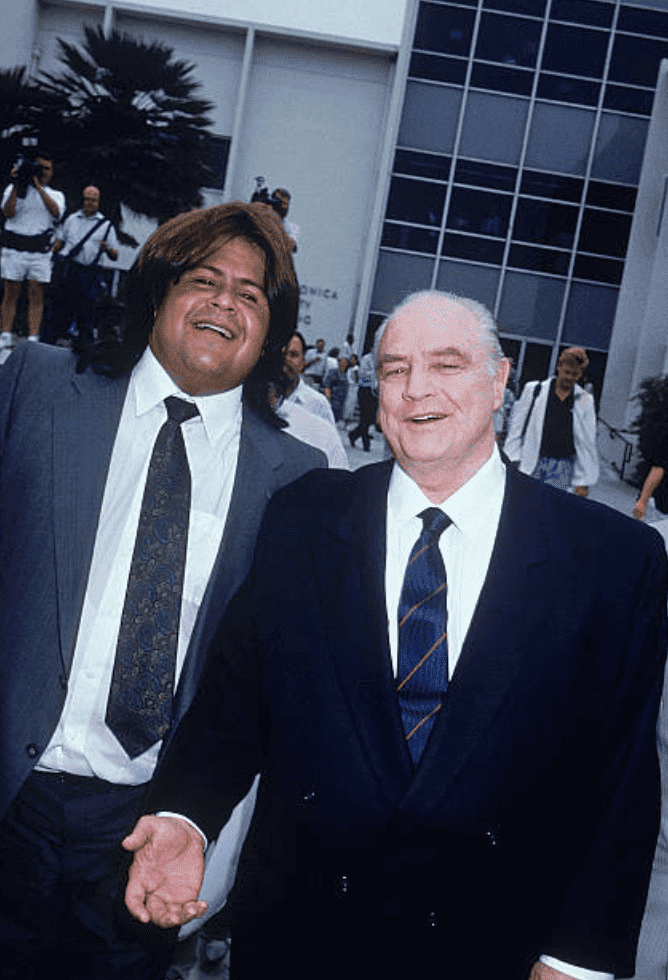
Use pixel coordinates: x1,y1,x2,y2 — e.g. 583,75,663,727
105,395,199,759
397,507,452,765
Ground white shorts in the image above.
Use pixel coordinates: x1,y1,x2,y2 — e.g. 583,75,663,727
1,248,53,284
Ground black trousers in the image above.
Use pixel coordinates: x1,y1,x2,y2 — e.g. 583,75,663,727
349,387,378,450
0,771,175,980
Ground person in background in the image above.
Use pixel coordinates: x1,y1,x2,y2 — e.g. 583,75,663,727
304,337,328,388
504,347,598,495
630,376,668,522
0,150,65,352
323,354,349,424
348,345,378,451
282,331,336,426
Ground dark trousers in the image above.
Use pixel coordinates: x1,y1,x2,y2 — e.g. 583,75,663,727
349,386,378,450
0,771,174,980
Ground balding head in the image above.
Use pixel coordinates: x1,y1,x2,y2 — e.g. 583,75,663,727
82,186,100,216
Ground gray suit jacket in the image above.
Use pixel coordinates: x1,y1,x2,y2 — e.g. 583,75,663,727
0,341,324,819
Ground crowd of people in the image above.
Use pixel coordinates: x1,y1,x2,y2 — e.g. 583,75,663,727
1,179,668,980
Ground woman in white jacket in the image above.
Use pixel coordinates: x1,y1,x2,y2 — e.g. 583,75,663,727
504,347,599,495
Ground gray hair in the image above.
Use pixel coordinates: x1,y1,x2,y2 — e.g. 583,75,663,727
372,290,505,377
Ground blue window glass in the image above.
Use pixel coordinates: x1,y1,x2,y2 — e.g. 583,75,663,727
442,233,506,264
475,13,542,68
458,92,530,164
537,74,600,107
520,170,584,202
591,113,648,184
483,0,546,15
513,198,578,248
386,176,446,226
471,62,534,95
394,149,452,182
551,0,613,28
398,81,463,154
409,52,468,85
508,244,570,275
609,35,668,88
371,251,435,313
561,281,618,349
586,181,636,212
415,3,476,57
447,187,513,237
603,85,654,116
572,254,624,284
436,259,500,310
382,223,440,253
498,271,566,340
578,209,632,258
541,23,609,78
525,103,595,175
455,159,517,191
617,5,668,38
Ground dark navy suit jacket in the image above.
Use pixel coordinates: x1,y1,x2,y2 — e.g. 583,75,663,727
151,461,668,980
0,342,324,820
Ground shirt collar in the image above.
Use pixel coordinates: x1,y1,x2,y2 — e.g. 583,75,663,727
130,346,243,446
388,445,506,538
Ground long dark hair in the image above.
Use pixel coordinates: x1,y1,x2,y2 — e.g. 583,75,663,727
76,201,299,426
631,375,668,490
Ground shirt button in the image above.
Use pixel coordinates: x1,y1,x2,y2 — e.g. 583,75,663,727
26,743,39,758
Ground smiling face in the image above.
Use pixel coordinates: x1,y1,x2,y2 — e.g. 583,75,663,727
377,295,509,499
149,237,270,396
82,186,100,217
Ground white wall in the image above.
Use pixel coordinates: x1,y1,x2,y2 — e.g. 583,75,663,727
112,0,407,47
231,35,392,349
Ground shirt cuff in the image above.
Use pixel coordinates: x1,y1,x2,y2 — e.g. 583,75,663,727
155,811,208,850
540,955,614,980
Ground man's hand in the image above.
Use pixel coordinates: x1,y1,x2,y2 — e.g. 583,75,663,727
529,963,575,980
123,814,208,928
573,485,588,497
633,499,647,520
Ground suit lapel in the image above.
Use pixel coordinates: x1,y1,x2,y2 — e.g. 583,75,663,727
312,461,415,800
401,468,554,809
52,368,128,672
173,405,289,723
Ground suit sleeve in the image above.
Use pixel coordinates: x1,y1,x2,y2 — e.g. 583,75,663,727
147,571,266,842
545,529,668,976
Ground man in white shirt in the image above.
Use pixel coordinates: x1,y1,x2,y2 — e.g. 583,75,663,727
0,201,325,979
0,150,65,349
124,291,667,980
51,185,119,343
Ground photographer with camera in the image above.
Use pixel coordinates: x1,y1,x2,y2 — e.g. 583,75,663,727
251,178,299,252
1,150,65,353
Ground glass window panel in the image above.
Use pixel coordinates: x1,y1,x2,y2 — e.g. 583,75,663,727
519,342,554,386
459,92,530,164
455,159,517,191
586,181,636,212
483,0,546,14
541,24,609,79
415,3,476,57
520,170,584,202
475,13,542,68
386,176,446,226
609,35,668,88
562,281,618,349
442,233,506,264
382,222,440,254
550,0,613,28
524,103,595,175
398,81,463,154
409,52,468,85
394,149,452,181
591,112,649,184
508,243,570,275
371,250,435,314
470,62,534,95
572,254,624,284
603,85,654,116
617,5,668,38
498,271,566,340
436,259,500,309
447,187,513,237
537,74,600,107
513,198,578,248
578,209,632,258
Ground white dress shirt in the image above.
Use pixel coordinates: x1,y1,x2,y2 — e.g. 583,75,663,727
59,209,119,266
277,399,349,470
386,447,611,980
285,376,336,426
38,347,243,784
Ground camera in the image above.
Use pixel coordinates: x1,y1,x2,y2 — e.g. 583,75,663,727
14,154,44,199
250,176,283,215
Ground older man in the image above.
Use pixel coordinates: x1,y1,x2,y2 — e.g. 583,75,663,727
0,202,325,979
124,290,666,980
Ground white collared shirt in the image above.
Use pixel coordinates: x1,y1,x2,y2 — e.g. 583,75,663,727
386,447,611,980
285,376,336,426
38,347,243,784
59,209,119,266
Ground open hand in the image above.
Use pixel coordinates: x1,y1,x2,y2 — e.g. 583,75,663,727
123,814,208,928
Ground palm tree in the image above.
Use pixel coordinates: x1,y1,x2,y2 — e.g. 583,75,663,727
0,66,44,186
37,26,216,234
